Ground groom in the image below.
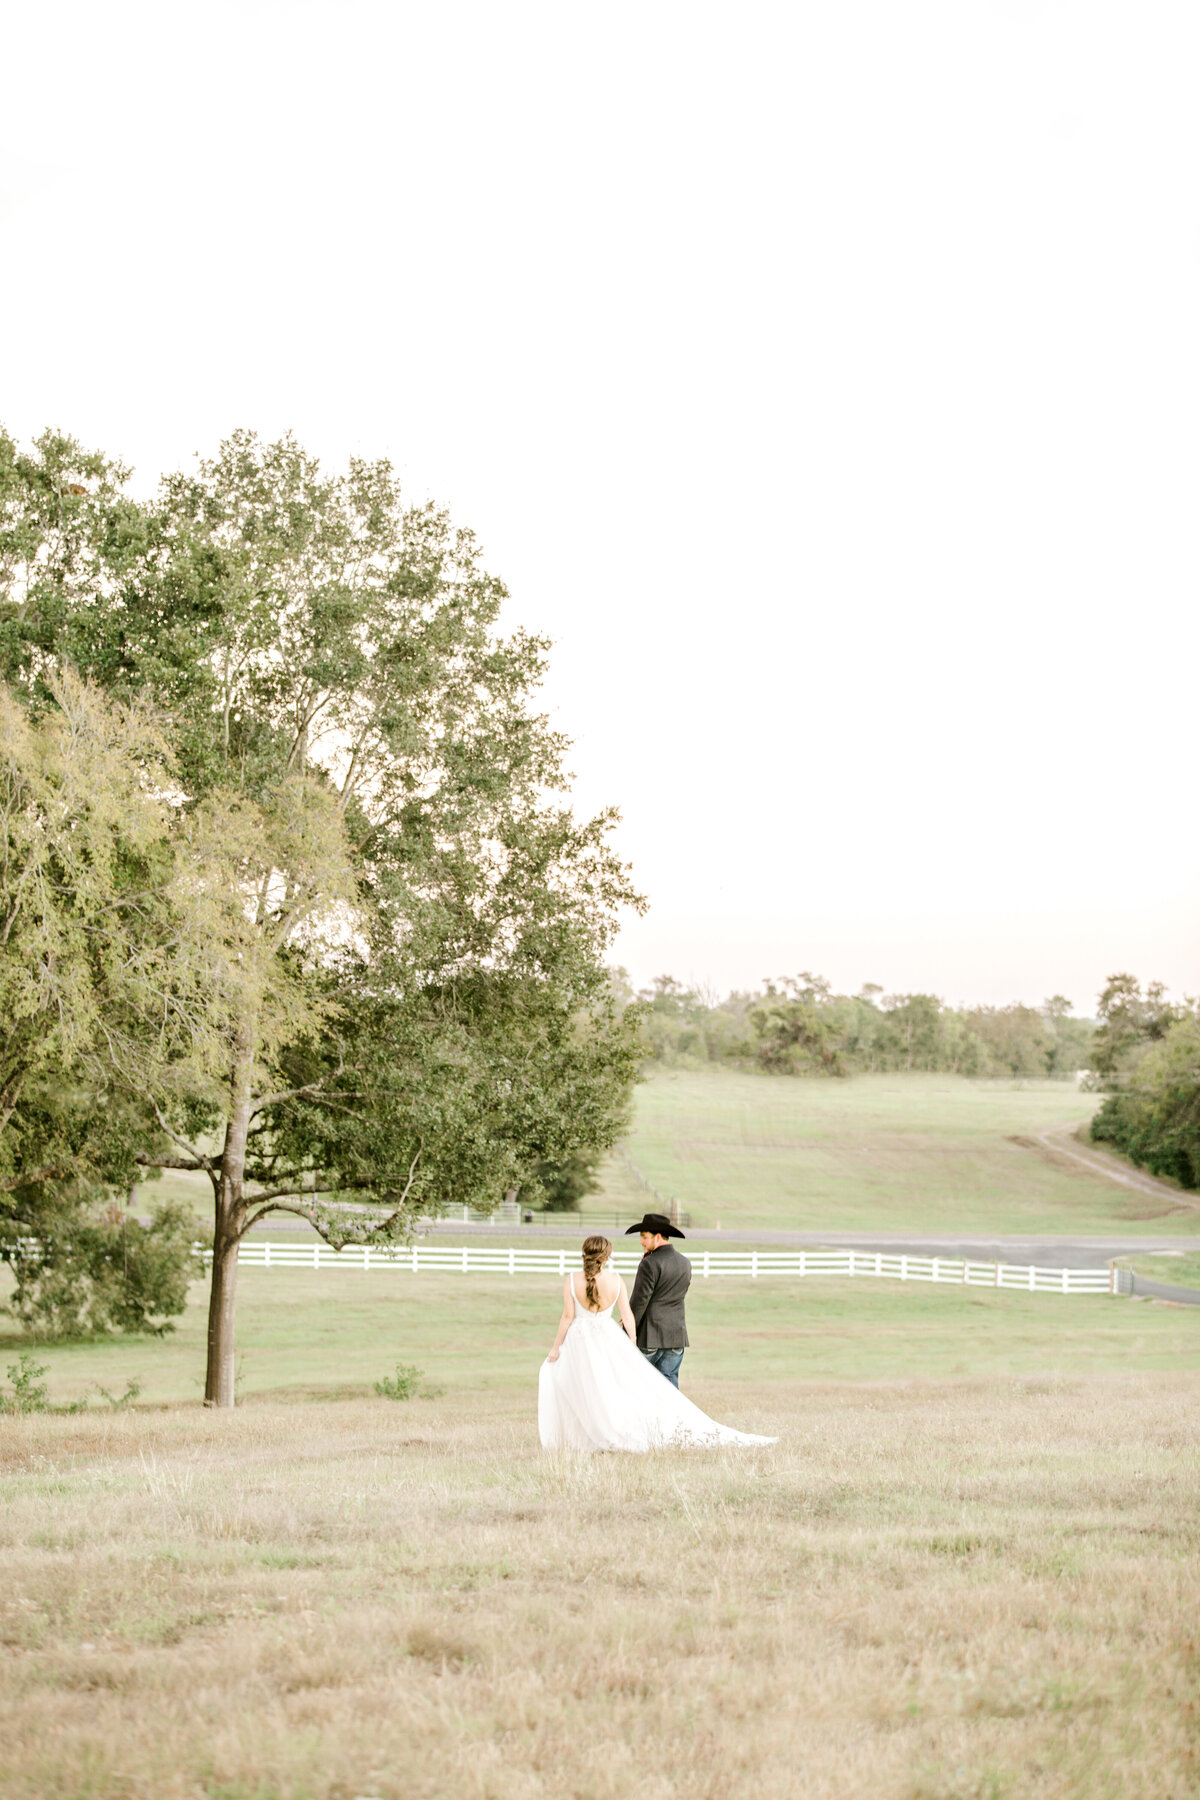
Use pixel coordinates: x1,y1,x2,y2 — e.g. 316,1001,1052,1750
625,1211,690,1388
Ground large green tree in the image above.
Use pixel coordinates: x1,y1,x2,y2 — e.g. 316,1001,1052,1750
749,975,847,1075
1089,975,1199,1188
1090,973,1184,1080
3,428,642,1404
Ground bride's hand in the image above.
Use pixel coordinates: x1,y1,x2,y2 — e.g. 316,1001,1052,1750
547,1347,560,1363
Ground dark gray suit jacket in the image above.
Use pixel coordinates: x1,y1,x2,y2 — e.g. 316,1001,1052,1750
629,1244,691,1350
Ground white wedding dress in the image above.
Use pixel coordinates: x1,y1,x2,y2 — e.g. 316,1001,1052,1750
538,1273,776,1453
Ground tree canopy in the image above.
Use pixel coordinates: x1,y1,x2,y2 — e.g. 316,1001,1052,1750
1089,974,1199,1189
631,971,1095,1079
0,426,644,1395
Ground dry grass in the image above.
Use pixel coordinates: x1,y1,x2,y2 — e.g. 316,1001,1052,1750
1,1376,1198,1800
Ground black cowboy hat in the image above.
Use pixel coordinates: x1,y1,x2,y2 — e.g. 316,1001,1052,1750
624,1211,685,1239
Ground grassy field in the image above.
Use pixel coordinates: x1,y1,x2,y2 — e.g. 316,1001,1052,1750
4,1262,1199,1798
7,1072,1196,1799
4,1262,1199,1408
1122,1250,1200,1287
592,1069,1200,1236
2,1373,1198,1800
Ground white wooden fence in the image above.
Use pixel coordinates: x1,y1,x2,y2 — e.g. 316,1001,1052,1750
202,1241,1120,1294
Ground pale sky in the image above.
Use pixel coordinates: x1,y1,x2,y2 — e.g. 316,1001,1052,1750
3,1,1196,1013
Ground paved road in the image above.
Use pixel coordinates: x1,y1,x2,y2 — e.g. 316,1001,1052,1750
249,1216,1200,1267
1126,1274,1200,1307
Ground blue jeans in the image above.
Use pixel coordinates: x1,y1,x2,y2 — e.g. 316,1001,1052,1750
643,1347,685,1388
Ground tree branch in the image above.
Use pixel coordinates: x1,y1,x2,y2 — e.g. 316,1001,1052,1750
235,1146,423,1242
236,1199,330,1241
337,740,365,815
249,1051,345,1119
148,1098,214,1174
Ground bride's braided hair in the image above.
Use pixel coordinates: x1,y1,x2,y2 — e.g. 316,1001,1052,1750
581,1235,612,1310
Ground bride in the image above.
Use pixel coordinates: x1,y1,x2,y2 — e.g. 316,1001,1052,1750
537,1235,776,1453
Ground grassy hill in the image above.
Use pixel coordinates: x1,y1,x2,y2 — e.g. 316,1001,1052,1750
592,1069,1200,1237
130,1070,1200,1243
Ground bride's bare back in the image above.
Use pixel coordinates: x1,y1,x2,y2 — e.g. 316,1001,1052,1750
570,1271,622,1313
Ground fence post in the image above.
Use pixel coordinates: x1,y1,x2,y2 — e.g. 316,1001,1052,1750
264,1241,271,1269
1060,1266,1068,1293
751,1252,758,1280
703,1252,710,1278
559,1250,566,1277
932,1256,940,1283
462,1245,469,1273
363,1244,370,1273
1108,1259,1116,1295
994,1260,1000,1287
313,1242,320,1268
509,1248,515,1275
1027,1264,1035,1291
900,1255,908,1282
800,1250,806,1279
876,1253,882,1278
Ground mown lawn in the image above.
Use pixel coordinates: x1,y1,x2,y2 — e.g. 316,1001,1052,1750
4,1263,1198,1409
595,1068,1200,1235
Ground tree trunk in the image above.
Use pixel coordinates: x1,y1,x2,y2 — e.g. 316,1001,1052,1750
204,1224,240,1407
204,1025,255,1408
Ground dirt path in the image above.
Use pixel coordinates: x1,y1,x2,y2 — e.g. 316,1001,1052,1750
1034,1127,1200,1212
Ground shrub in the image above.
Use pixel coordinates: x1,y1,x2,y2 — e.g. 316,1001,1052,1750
1,1350,50,1413
2,1198,202,1339
374,1363,425,1400
93,1378,143,1411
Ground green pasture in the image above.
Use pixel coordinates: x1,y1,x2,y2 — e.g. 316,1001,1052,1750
594,1068,1200,1235
1122,1249,1200,1286
4,1264,1197,1409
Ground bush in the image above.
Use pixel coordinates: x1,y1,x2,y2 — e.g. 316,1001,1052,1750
374,1363,425,1400
1,1350,50,1413
93,1378,143,1411
2,1198,202,1339
0,1352,142,1414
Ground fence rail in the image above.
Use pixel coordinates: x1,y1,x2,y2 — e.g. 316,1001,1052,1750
198,1241,1120,1294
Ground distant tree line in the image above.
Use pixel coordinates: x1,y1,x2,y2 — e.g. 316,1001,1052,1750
1088,975,1200,1189
621,971,1095,1080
